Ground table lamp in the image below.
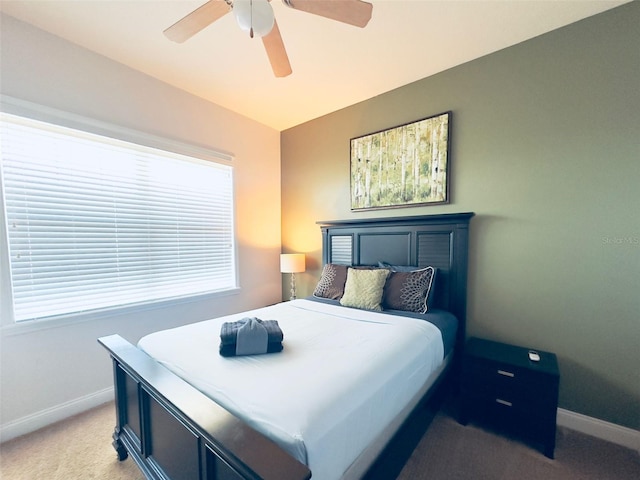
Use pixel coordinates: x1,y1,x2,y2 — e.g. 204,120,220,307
280,253,305,300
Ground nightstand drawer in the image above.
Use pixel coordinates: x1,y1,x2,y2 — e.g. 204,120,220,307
463,393,557,438
462,388,558,420
461,360,558,407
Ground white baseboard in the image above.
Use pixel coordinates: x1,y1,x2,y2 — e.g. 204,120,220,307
2,390,638,455
557,408,640,454
0,387,114,443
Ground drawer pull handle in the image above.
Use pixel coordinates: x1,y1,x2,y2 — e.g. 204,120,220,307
497,369,515,377
496,398,513,407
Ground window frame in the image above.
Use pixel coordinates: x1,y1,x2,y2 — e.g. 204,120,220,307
0,96,239,332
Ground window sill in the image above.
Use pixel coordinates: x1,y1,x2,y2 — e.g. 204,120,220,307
1,287,240,336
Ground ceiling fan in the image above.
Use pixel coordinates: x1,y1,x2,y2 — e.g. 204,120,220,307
164,0,373,77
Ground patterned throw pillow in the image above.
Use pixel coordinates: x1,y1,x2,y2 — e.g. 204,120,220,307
313,263,349,299
382,266,435,313
340,268,390,311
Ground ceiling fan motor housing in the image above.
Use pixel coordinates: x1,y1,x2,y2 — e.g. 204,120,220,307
233,0,275,38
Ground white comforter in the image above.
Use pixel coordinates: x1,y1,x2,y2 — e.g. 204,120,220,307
138,299,445,480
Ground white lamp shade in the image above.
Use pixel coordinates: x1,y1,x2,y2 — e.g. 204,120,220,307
233,0,275,37
280,253,305,273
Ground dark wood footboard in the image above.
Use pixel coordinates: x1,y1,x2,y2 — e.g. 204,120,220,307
98,334,311,480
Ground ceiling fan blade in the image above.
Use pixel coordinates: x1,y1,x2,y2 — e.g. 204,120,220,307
262,19,292,77
164,0,231,43
282,0,372,28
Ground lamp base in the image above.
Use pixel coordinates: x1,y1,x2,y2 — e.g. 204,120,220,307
289,272,297,301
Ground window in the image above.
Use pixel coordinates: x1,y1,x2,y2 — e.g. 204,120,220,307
1,112,236,323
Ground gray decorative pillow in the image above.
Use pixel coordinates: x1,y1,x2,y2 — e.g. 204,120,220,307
382,266,435,313
378,261,419,272
340,268,390,311
313,263,349,299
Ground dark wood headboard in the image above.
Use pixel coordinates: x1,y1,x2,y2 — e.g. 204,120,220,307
317,212,474,346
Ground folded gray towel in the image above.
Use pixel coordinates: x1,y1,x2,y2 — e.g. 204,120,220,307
220,317,284,346
219,342,283,357
219,317,284,357
236,317,268,355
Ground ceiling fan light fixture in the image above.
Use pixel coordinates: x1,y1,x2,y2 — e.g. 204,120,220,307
164,0,373,78
234,0,275,38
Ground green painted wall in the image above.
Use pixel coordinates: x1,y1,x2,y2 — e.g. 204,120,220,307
281,3,639,429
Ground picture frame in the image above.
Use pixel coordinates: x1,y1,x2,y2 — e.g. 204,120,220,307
350,111,451,211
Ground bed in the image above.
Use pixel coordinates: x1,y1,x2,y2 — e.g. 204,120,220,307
99,212,474,480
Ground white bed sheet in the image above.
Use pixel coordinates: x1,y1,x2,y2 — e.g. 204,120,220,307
138,299,445,480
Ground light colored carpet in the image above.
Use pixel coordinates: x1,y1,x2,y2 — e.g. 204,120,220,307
397,409,640,480
1,401,638,479
0,403,144,480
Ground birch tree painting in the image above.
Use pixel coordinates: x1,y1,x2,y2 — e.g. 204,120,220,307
350,112,450,210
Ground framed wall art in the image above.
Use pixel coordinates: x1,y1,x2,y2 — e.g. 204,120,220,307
350,111,451,211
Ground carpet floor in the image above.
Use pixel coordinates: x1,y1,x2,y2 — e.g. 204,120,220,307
1,400,638,479
397,405,639,480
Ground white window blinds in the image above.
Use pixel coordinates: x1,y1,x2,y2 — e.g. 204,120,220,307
1,113,236,322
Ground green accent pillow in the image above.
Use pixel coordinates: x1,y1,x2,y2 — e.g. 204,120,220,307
339,268,390,311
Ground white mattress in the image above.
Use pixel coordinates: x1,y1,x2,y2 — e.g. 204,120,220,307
138,299,445,480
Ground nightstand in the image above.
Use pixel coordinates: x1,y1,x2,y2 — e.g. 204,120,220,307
459,337,560,458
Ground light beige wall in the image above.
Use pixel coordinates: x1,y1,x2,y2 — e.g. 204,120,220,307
281,3,640,429
0,14,281,434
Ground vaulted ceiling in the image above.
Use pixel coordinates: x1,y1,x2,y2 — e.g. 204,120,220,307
0,1,628,130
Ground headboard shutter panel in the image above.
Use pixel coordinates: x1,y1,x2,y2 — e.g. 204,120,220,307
329,235,353,264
